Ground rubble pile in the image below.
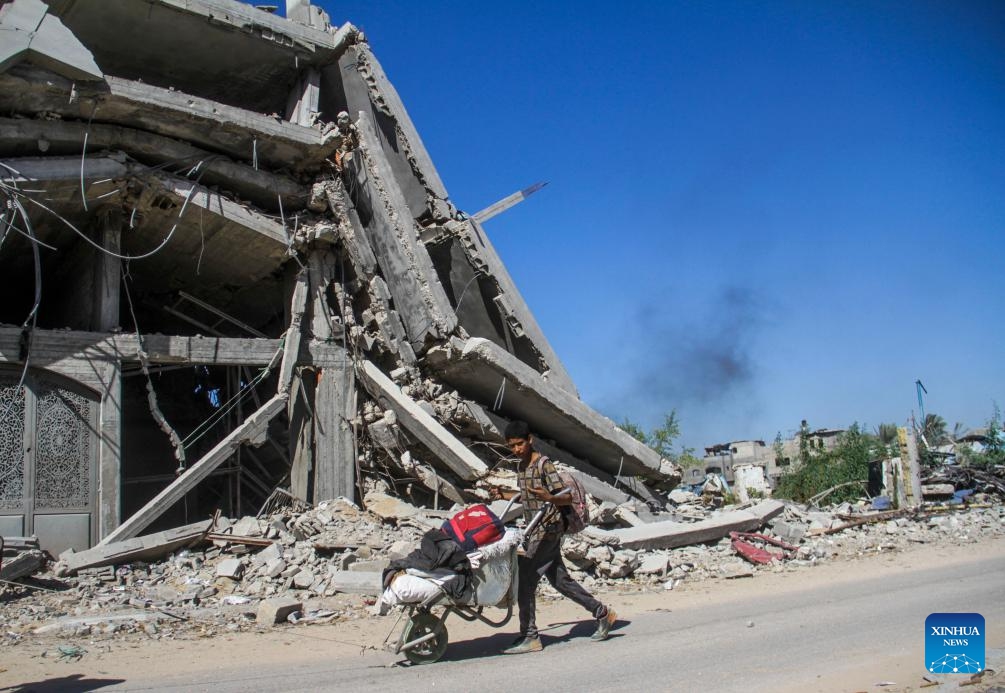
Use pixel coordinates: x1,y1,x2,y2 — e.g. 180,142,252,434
2,497,431,643
3,494,1002,647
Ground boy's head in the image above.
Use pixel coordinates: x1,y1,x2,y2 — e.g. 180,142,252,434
504,420,534,460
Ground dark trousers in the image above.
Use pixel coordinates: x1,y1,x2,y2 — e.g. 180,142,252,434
517,533,606,638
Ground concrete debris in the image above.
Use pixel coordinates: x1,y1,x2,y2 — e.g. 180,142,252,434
2,496,1003,647
215,559,245,580
257,597,302,625
1,549,46,582
57,521,214,576
599,500,786,551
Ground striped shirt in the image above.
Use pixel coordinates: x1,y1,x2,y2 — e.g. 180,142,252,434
517,455,564,546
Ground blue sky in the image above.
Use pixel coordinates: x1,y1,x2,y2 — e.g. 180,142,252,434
314,0,1004,450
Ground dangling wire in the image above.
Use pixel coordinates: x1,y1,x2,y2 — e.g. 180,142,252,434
0,186,42,423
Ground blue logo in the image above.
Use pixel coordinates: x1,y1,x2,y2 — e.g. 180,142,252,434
925,613,984,674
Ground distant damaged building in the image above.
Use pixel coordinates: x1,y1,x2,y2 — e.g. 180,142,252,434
0,0,674,556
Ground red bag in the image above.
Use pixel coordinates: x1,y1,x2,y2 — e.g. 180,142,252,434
441,504,504,551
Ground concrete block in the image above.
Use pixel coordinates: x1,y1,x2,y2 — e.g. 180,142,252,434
293,569,315,589
327,571,382,595
636,553,669,576
252,543,282,567
265,558,287,579
257,597,302,625
216,558,245,580
669,489,699,504
771,520,806,544
0,550,45,581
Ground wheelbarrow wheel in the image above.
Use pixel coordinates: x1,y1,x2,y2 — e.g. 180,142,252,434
402,612,448,664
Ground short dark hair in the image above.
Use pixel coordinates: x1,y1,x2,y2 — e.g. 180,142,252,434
504,420,531,440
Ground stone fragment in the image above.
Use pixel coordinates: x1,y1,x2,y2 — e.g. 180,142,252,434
265,558,287,579
293,570,315,589
636,553,669,576
216,559,245,579
231,516,262,537
363,491,421,521
668,489,698,504
252,543,282,567
257,597,303,625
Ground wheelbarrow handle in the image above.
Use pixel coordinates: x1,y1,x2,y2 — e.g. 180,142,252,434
501,491,521,520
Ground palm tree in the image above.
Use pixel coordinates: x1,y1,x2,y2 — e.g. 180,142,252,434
952,422,967,442
921,413,949,446
875,423,899,446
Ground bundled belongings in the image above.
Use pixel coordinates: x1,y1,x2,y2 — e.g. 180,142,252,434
381,528,472,602
376,519,523,615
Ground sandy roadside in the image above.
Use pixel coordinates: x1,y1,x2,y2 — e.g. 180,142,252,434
3,536,1004,691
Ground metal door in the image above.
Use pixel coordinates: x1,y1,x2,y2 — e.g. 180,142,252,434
0,368,98,554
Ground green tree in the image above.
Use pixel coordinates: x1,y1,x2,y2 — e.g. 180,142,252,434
619,419,648,445
960,403,1005,468
875,423,899,446
986,404,1002,457
875,422,899,458
773,431,785,464
921,413,950,446
619,410,701,468
798,419,812,466
774,423,881,504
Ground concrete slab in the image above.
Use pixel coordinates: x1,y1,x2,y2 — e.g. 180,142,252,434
58,520,212,574
426,338,662,480
601,500,786,551
0,64,333,171
0,0,102,81
358,361,488,481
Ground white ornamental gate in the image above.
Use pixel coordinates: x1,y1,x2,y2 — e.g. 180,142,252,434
0,367,99,555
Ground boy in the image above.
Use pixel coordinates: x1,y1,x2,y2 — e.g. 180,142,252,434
492,420,617,654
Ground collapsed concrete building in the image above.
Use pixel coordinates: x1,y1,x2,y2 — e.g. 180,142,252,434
0,0,678,557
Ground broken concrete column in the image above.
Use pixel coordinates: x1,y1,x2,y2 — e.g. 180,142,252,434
357,360,488,481
342,112,457,348
313,363,357,502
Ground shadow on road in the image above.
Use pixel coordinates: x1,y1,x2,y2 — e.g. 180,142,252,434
0,674,126,693
429,616,629,663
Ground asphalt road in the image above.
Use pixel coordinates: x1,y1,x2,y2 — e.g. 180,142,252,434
37,554,1005,693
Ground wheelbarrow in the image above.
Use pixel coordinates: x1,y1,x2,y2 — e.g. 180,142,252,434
389,538,520,664
389,495,557,664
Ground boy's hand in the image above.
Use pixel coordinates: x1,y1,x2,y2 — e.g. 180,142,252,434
528,486,550,500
